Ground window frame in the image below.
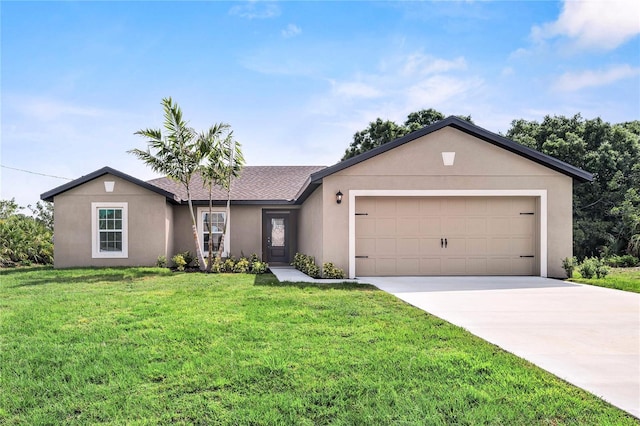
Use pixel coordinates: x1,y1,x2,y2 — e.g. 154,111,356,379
197,207,229,258
91,202,128,258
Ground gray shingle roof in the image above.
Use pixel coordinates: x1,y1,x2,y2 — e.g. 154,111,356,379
147,165,326,203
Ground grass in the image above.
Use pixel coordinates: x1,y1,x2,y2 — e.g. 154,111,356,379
1,267,636,425
569,267,640,293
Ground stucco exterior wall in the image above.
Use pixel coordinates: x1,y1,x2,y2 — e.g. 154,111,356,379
319,127,574,278
298,186,324,264
53,174,168,268
171,204,297,262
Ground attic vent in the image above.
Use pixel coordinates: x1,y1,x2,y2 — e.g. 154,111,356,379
442,152,456,166
104,181,115,193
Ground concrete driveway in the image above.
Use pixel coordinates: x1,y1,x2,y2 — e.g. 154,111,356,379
361,276,640,418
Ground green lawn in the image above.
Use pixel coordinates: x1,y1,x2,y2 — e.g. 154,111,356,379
569,267,640,293
0,267,635,425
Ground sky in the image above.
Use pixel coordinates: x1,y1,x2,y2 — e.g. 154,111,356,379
2,0,639,210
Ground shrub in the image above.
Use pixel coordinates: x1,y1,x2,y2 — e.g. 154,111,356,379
180,251,196,267
156,255,168,268
292,253,321,278
233,257,250,273
322,262,345,279
605,254,639,268
578,257,609,279
222,257,236,273
250,261,268,274
561,256,578,278
171,253,187,271
0,199,54,266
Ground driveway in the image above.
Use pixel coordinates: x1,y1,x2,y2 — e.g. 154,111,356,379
361,276,640,418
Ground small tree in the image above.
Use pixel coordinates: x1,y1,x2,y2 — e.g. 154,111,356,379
129,97,207,270
200,131,245,269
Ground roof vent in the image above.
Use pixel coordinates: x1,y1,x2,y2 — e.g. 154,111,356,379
442,152,456,166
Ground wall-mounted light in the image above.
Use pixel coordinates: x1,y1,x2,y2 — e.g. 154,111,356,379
336,190,343,204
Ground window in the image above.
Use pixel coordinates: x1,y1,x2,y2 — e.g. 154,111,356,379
92,202,128,258
198,208,229,257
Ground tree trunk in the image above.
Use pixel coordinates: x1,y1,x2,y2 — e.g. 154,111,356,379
187,189,207,271
216,196,231,261
206,187,213,272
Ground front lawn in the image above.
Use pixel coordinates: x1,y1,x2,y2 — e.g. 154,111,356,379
569,267,640,293
0,267,635,425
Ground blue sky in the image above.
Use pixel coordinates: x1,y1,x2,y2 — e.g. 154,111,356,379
2,0,639,209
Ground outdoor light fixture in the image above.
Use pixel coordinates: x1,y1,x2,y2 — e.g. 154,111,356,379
336,190,343,204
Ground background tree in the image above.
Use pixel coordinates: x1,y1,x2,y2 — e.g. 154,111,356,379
342,108,472,160
0,198,53,266
506,114,640,258
129,97,208,270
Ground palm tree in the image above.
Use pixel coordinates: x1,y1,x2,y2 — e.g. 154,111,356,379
128,97,207,270
199,130,245,268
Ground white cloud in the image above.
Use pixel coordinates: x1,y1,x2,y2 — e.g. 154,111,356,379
532,0,640,50
331,81,383,100
553,64,640,92
281,24,301,38
11,96,107,122
401,53,467,76
310,51,483,129
229,1,280,19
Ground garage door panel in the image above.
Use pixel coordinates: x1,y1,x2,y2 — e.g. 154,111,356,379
420,199,442,215
376,218,396,235
355,196,537,276
420,217,441,235
375,238,397,255
420,238,441,255
445,238,466,255
443,217,466,235
356,238,376,255
376,258,397,275
356,258,376,276
511,216,535,234
376,199,397,215
356,218,376,236
513,257,535,275
397,258,420,275
397,238,420,255
467,258,488,275
511,237,534,253
397,199,420,215
466,238,487,255
443,257,467,274
398,217,420,235
466,217,487,235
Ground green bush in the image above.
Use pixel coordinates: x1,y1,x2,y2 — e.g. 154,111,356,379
233,257,250,273
322,262,345,279
171,254,187,271
156,255,168,268
250,261,268,274
0,199,53,267
222,257,236,273
292,253,321,278
561,256,578,278
578,257,610,279
605,254,639,268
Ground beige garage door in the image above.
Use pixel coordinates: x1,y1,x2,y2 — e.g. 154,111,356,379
355,197,537,276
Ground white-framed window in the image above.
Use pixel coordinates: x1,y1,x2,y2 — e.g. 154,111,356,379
91,202,128,258
197,208,229,257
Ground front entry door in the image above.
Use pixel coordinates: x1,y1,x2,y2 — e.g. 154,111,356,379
263,212,292,264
